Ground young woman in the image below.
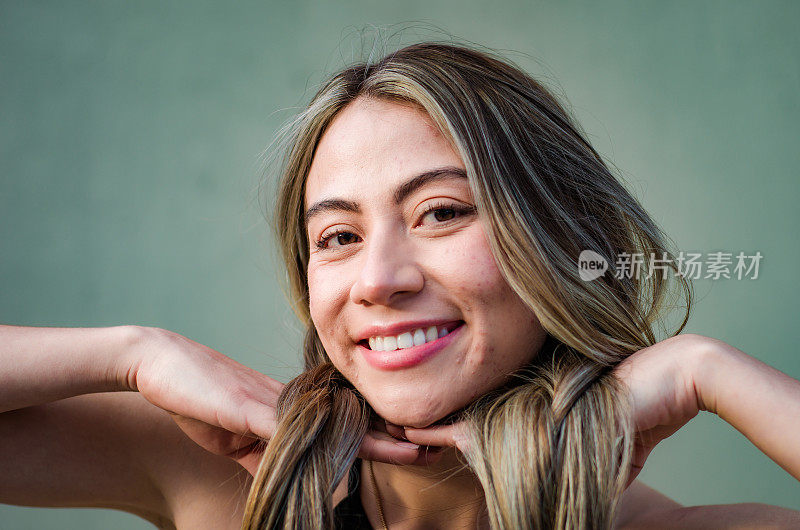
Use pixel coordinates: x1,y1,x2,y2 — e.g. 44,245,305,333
2,42,799,529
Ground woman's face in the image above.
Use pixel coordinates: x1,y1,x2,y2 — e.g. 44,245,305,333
304,96,547,428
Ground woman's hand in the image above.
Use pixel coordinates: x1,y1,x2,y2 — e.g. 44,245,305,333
399,334,711,483
361,417,446,466
611,333,711,487
125,327,283,475
397,420,471,462
126,327,426,474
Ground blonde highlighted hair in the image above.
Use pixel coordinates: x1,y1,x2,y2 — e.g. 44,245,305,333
244,40,692,529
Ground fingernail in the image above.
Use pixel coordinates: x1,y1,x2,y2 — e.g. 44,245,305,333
395,441,420,450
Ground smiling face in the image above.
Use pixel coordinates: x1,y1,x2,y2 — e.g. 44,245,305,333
304,96,547,428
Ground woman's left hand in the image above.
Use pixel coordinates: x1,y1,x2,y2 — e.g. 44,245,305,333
399,334,713,488
610,333,711,487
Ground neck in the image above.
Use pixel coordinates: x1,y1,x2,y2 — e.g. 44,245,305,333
361,448,490,530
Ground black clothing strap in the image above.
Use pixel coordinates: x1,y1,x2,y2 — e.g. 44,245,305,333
333,458,373,529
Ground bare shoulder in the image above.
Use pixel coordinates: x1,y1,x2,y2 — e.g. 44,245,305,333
167,466,251,530
125,385,350,530
0,390,254,529
614,481,800,528
82,392,253,529
117,392,253,529
613,480,682,528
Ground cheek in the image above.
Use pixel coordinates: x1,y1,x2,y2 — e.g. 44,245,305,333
307,273,323,326
451,231,513,306
307,272,337,343
307,266,353,362
452,232,542,365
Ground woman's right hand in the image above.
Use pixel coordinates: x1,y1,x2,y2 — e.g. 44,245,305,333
126,327,426,474
126,326,282,475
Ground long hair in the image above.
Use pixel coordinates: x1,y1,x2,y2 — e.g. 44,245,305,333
243,41,693,529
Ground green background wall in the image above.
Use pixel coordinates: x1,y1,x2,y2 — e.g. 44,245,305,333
2,1,798,527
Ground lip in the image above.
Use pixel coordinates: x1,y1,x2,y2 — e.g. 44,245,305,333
354,319,462,343
359,321,465,370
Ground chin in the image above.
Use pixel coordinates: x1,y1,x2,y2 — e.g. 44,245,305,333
367,392,466,429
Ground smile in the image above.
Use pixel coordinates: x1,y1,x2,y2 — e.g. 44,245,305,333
358,321,465,370
366,321,462,351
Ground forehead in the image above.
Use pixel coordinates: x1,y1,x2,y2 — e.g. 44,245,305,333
305,97,464,204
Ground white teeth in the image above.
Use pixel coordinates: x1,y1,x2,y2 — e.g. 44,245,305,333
383,335,398,351
425,326,438,342
367,324,458,351
397,332,413,349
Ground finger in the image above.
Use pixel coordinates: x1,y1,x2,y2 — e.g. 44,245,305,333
384,421,408,441
370,418,410,442
169,413,262,455
359,433,444,466
370,417,390,434
236,452,263,477
403,422,471,453
224,437,264,459
237,400,278,441
625,440,654,489
359,431,426,465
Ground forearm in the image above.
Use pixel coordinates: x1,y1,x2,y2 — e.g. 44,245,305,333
0,324,141,413
696,339,800,481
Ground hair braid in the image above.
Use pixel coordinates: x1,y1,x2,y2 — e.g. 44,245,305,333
460,339,633,529
242,363,370,529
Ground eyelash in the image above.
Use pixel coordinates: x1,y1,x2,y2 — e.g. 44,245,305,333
314,201,476,250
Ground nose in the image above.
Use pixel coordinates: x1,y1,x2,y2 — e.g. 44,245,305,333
349,227,424,307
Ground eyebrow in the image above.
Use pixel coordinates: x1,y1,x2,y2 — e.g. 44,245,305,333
304,166,468,225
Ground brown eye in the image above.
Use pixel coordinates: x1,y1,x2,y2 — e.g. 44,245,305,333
433,208,456,222
336,233,358,245
418,202,476,227
315,230,361,250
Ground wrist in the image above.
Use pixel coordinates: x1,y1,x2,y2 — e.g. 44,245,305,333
684,335,739,415
111,324,154,392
